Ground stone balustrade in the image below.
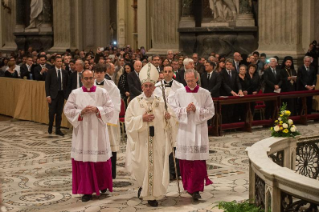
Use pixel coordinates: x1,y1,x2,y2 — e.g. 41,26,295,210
246,136,319,211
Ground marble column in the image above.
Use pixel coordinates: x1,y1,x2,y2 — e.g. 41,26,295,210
137,0,148,50
179,0,195,28
48,0,71,52
236,0,255,27
0,0,17,51
257,0,313,64
117,0,126,48
147,0,180,55
15,0,25,33
39,0,53,32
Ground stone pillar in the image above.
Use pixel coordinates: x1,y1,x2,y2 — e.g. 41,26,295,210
137,0,148,50
257,0,312,64
93,0,110,48
179,0,195,28
117,0,126,48
0,0,17,51
39,0,53,32
236,0,255,27
147,0,180,55
48,0,71,52
15,0,25,33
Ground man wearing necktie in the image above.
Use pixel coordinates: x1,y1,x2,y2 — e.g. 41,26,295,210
152,55,162,72
297,56,317,114
220,59,243,123
201,61,221,97
233,52,242,73
20,56,34,79
45,56,69,136
263,57,283,119
34,55,49,81
66,59,84,99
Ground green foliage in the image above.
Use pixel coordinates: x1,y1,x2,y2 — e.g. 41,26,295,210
216,200,265,212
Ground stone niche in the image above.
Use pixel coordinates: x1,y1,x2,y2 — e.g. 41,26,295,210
14,0,53,52
179,0,257,57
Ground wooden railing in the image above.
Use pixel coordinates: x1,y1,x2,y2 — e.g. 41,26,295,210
209,90,319,136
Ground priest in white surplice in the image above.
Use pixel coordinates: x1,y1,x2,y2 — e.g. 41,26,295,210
125,63,174,207
64,70,114,202
154,65,183,180
94,64,121,179
169,69,214,201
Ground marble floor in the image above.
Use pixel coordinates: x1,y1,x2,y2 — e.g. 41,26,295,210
0,118,318,212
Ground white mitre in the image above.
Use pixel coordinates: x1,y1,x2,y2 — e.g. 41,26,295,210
139,63,159,84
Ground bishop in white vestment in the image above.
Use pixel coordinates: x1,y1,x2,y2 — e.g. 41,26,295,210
64,70,114,202
169,69,214,201
125,63,174,207
95,64,122,179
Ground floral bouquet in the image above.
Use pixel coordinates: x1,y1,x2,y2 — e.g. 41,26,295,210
271,103,300,137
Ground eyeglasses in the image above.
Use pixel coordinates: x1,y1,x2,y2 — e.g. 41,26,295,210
83,77,94,81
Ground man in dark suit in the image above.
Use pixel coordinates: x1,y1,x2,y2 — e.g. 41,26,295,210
127,60,142,100
193,53,205,74
33,55,50,81
233,52,242,73
104,63,115,81
45,56,69,136
20,56,34,79
201,61,221,97
220,59,243,123
263,57,283,119
152,55,162,72
67,59,84,98
176,58,201,86
297,56,317,114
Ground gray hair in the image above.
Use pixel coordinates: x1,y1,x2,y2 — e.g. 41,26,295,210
75,59,84,67
269,57,277,63
208,56,215,62
184,69,199,79
167,50,173,54
304,56,312,61
105,63,111,70
183,58,194,67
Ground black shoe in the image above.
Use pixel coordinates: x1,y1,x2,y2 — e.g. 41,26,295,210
192,192,201,201
148,200,158,207
48,126,52,134
101,189,107,194
170,174,176,181
82,194,92,202
56,131,64,136
137,187,142,198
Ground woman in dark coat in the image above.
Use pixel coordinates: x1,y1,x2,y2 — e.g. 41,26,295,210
118,63,133,107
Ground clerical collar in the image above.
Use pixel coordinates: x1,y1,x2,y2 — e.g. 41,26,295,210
164,79,173,87
185,85,199,93
82,86,97,92
96,80,104,85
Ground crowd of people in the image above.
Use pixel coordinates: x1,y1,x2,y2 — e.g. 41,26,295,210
0,43,317,123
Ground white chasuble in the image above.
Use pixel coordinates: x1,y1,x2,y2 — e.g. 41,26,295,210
125,93,174,200
169,87,215,160
64,87,114,162
95,79,121,152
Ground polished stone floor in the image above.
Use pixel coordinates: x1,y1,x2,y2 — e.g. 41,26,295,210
0,118,318,212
